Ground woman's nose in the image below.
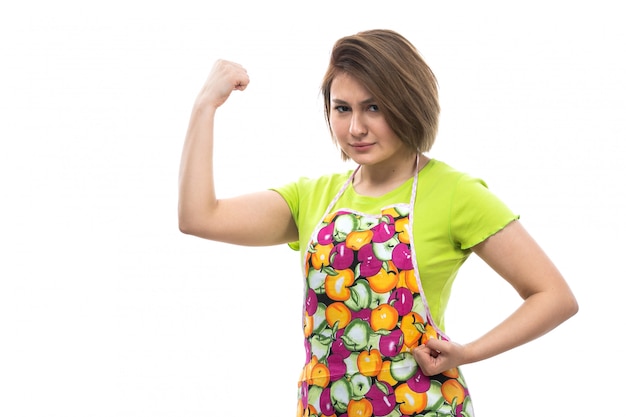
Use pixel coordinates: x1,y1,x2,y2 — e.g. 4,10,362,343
350,112,367,136
349,113,367,136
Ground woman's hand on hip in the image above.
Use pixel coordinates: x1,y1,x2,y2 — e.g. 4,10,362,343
411,338,467,376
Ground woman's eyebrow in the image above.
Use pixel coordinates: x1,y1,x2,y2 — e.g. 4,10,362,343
331,97,376,105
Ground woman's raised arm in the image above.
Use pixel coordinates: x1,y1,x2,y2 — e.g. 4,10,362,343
178,60,298,246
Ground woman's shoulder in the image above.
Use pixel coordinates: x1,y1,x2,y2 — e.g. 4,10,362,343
422,159,485,189
425,159,475,178
419,158,502,214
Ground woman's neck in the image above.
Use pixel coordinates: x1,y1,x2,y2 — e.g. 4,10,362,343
352,152,428,197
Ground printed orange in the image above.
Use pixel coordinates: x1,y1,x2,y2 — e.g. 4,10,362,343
325,269,355,301
347,398,374,417
357,349,383,377
367,262,399,293
395,383,427,414
370,304,399,332
377,360,398,386
441,379,466,405
311,243,333,270
346,229,373,251
400,312,424,348
326,302,352,329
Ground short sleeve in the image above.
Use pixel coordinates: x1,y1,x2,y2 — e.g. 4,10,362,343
271,181,301,251
271,172,353,254
450,175,519,250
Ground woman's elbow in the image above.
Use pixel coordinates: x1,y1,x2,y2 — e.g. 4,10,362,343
564,291,579,320
178,219,194,235
553,286,579,324
178,209,205,237
178,216,195,236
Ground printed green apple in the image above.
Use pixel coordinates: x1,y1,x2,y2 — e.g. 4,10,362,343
333,214,358,242
307,385,323,412
307,268,326,293
357,215,379,231
349,372,372,399
463,395,474,415
310,328,333,361
395,205,410,217
372,236,400,261
312,303,327,333
330,377,353,413
362,332,381,354
341,318,372,351
344,279,373,311
344,351,360,376
425,379,445,410
412,293,425,314
432,402,453,415
370,290,391,310
389,352,418,382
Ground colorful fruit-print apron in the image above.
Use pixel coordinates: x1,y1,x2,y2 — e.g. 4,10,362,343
297,161,475,417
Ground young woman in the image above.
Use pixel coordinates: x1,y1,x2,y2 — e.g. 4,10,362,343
178,29,578,417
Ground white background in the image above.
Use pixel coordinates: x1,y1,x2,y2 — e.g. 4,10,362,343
1,1,624,416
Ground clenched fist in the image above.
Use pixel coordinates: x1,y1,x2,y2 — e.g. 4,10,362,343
195,59,250,110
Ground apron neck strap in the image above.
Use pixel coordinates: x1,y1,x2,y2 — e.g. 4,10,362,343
322,154,421,220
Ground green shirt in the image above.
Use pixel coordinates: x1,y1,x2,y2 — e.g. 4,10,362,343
272,159,518,331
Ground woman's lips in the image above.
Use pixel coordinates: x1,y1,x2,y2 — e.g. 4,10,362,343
351,143,374,150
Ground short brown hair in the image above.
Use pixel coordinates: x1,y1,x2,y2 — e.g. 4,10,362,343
321,29,440,160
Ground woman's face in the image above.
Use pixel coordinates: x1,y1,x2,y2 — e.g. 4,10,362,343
329,72,410,168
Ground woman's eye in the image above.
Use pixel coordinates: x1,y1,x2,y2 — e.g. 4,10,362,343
368,104,379,112
335,105,350,113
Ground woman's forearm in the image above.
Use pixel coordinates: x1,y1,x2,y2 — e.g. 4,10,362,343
463,286,578,364
178,104,219,234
